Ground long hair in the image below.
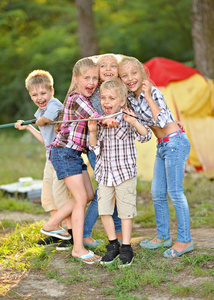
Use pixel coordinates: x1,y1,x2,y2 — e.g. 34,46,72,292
118,56,149,81
58,57,98,121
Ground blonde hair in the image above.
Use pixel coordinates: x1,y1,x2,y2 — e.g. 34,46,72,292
97,53,118,65
119,56,148,81
55,57,98,121
64,57,98,105
100,77,128,106
25,70,54,91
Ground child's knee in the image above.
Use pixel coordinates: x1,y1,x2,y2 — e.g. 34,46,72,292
87,192,94,203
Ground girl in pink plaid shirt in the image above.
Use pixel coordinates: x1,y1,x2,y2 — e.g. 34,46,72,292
41,58,117,264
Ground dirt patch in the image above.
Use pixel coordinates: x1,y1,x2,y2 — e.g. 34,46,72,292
0,211,213,300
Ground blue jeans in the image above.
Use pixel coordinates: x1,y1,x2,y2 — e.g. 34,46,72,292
151,131,191,243
51,147,87,180
83,150,122,238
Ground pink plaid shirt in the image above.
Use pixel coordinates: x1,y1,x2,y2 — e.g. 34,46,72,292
52,93,102,153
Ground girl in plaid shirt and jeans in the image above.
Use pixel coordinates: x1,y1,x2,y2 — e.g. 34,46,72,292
119,56,193,258
41,58,117,264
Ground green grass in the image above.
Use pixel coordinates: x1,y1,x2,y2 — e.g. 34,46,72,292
1,134,214,299
0,219,17,230
0,132,45,185
0,194,44,214
135,175,214,228
0,221,52,271
0,221,213,299
167,281,214,298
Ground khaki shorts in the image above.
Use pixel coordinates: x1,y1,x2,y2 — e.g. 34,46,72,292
97,177,137,219
41,161,70,212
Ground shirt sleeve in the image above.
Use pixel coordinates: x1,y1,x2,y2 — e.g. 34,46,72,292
44,100,63,121
151,88,169,128
88,126,102,155
132,124,152,143
89,143,101,155
65,94,102,121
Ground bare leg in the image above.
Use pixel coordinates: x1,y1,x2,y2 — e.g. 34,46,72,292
116,232,123,241
65,174,87,256
101,215,116,241
50,209,72,231
43,170,99,262
121,219,132,245
64,171,99,262
64,215,72,230
50,210,57,217
43,200,75,237
82,170,94,203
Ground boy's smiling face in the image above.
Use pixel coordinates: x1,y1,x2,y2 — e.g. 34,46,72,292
100,88,124,115
99,56,119,82
29,85,54,109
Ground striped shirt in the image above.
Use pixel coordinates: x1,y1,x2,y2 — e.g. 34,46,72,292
127,86,175,128
90,110,152,186
52,93,102,152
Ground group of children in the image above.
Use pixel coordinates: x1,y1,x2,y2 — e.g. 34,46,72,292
15,53,193,266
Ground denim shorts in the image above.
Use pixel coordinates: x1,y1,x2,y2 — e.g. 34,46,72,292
51,146,87,180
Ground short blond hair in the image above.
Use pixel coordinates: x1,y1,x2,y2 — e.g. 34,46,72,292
100,77,128,106
25,70,54,91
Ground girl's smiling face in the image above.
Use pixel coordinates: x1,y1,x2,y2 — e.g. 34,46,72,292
74,67,99,98
99,56,119,82
119,62,143,98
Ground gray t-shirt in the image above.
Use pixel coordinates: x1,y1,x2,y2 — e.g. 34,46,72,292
89,87,104,114
34,97,63,161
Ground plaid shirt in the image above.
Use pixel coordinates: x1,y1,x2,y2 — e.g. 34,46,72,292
90,110,152,186
52,93,102,152
128,87,175,128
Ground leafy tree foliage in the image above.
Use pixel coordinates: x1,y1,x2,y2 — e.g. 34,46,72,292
0,0,79,123
94,0,193,62
0,0,192,124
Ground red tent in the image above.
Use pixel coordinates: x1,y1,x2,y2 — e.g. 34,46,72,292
144,57,200,87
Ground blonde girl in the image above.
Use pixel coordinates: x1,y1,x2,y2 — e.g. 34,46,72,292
119,56,193,258
83,54,123,247
41,57,115,264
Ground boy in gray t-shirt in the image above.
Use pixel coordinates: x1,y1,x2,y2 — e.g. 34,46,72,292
15,70,72,248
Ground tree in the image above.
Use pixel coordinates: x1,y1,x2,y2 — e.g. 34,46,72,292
75,0,98,57
192,0,214,78
94,0,193,62
0,0,79,123
0,0,194,124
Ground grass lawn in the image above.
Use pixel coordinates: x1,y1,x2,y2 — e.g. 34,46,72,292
0,132,213,299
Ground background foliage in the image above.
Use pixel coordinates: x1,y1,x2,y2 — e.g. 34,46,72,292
0,0,192,124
